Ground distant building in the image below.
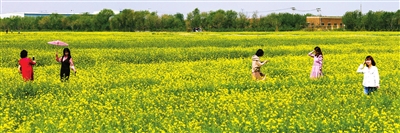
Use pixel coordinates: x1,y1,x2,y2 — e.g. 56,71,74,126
306,16,343,30
0,10,120,19
0,12,24,18
0,12,78,18
24,13,76,17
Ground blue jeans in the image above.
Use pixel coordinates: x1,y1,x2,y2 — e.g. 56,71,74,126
364,87,377,95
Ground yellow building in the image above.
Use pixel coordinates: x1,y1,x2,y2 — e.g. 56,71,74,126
306,16,343,30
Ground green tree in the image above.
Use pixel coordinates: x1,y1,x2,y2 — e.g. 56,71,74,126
259,16,272,31
145,12,160,31
173,13,185,30
293,14,307,30
110,14,122,31
75,12,94,31
186,12,194,31
342,10,363,30
250,11,260,30
381,11,395,30
9,16,22,30
225,10,237,29
200,12,210,30
394,10,400,30
236,12,248,30
49,13,64,30
95,9,115,31
174,13,184,23
120,9,135,31
211,10,226,29
187,8,201,29
362,11,375,30
133,10,149,31
65,14,80,31
266,13,281,31
0,18,11,31
161,14,173,29
20,16,37,30
38,16,50,30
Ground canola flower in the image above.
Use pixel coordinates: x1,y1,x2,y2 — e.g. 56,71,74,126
0,32,399,132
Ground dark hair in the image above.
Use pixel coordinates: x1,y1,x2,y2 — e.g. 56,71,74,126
314,46,323,57
20,50,28,58
365,55,376,67
255,49,264,57
63,48,72,59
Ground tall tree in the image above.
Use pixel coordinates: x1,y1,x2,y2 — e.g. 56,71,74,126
120,9,135,31
95,9,115,31
250,11,260,30
362,11,376,30
75,12,94,31
394,10,400,30
382,11,395,30
186,12,194,31
0,18,11,30
49,13,64,30
161,14,173,29
212,10,226,29
342,10,363,30
38,16,50,30
110,14,122,31
200,12,209,30
225,10,237,29
133,10,149,31
9,16,22,30
191,8,201,28
266,13,281,31
173,13,185,30
145,12,160,31
237,12,248,29
65,14,80,31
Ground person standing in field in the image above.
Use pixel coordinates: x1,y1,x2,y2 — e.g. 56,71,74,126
357,56,380,95
252,49,269,80
308,46,323,79
56,48,76,81
18,50,36,81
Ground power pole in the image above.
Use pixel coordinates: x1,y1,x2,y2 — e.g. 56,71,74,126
291,7,296,15
317,8,321,16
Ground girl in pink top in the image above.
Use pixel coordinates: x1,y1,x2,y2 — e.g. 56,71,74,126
308,46,323,79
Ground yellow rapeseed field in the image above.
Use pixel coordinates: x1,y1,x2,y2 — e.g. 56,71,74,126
0,32,399,132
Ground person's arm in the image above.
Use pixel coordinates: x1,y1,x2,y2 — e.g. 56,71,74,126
18,65,21,73
356,63,364,73
256,60,268,66
317,55,323,64
30,58,36,65
69,58,76,73
308,51,315,58
375,67,380,88
55,52,61,62
318,55,323,70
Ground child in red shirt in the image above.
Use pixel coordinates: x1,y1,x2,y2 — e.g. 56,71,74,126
18,50,36,81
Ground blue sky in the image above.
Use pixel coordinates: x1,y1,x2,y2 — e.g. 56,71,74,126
1,0,399,16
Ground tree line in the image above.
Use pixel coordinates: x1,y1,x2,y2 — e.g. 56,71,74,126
342,10,400,31
1,8,399,32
